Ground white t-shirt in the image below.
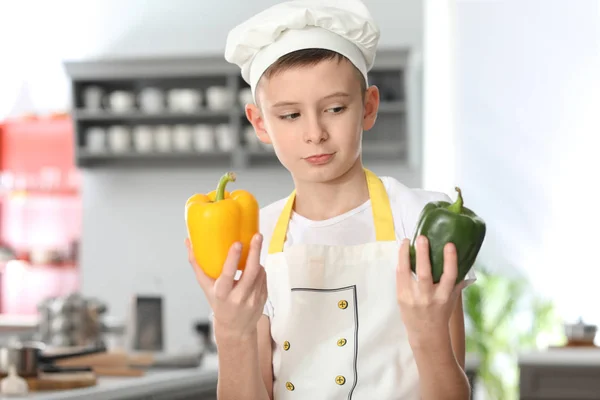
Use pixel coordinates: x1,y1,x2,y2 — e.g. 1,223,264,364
259,176,477,319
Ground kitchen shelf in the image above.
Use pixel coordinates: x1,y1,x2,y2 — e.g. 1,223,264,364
73,109,236,121
76,149,236,168
64,49,417,169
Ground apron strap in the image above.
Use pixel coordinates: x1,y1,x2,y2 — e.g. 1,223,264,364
365,168,396,242
268,189,296,255
268,168,396,254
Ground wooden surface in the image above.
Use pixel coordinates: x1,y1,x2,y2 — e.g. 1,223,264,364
26,371,97,391
53,351,152,376
549,341,598,349
91,367,145,377
54,351,130,367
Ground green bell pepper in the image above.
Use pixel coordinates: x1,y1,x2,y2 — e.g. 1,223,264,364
409,187,486,284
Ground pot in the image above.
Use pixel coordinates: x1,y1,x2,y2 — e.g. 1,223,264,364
564,317,598,344
0,341,105,377
37,293,109,348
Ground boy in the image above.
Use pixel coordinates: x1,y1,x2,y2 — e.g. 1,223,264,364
186,1,476,399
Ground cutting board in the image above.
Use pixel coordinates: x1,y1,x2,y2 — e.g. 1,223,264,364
26,371,97,391
51,351,146,376
54,350,201,370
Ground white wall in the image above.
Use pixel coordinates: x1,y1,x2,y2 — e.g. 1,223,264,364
425,0,600,325
0,0,423,118
1,0,424,352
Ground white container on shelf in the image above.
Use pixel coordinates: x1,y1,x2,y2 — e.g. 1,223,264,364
107,125,131,153
214,124,236,152
86,127,106,153
132,125,154,153
173,124,192,152
206,86,235,111
108,91,135,113
83,86,105,111
167,90,180,112
178,89,202,112
154,125,172,152
167,89,202,112
192,124,214,152
138,87,164,114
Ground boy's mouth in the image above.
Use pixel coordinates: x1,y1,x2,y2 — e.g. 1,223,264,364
304,153,335,165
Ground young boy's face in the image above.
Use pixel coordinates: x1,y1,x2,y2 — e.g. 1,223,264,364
246,57,380,184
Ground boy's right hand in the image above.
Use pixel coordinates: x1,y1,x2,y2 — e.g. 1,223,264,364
185,233,268,341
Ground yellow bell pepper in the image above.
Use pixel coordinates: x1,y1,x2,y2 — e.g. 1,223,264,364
185,172,259,279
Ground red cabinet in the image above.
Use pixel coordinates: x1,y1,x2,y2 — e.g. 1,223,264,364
0,115,81,315
1,116,76,174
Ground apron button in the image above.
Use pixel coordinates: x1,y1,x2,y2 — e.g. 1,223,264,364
286,382,295,391
283,341,291,351
335,375,346,385
337,338,347,347
338,300,348,309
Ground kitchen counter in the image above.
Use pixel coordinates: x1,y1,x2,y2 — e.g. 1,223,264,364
519,347,600,400
0,352,480,400
0,355,218,400
0,315,37,337
519,347,600,365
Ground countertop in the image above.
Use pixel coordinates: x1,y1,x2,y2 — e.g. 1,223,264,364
0,346,480,399
0,315,38,335
0,355,218,400
519,347,600,366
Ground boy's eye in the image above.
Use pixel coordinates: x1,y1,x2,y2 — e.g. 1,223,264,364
278,106,345,120
327,106,347,113
280,113,300,120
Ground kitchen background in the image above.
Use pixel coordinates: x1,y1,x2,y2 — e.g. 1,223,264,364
0,1,598,399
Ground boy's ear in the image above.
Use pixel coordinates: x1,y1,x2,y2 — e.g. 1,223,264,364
362,85,380,131
245,103,272,144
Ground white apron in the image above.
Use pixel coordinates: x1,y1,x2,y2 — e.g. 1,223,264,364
264,169,420,400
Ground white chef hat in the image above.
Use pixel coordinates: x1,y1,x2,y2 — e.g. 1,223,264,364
224,0,380,100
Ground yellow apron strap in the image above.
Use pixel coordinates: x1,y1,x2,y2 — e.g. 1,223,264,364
268,189,297,254
364,169,396,242
268,168,396,254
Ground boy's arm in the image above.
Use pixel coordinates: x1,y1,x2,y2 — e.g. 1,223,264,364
215,317,273,400
411,294,470,400
449,293,467,369
257,315,274,399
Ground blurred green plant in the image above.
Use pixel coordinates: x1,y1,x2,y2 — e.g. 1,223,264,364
463,265,564,400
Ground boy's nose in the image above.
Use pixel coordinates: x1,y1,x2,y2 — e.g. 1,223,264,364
303,117,328,143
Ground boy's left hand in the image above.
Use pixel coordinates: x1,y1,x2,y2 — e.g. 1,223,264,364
396,236,469,347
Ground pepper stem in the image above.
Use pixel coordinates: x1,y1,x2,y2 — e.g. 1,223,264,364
447,186,463,214
215,172,236,202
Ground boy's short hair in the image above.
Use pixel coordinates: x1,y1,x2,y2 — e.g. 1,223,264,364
258,48,368,100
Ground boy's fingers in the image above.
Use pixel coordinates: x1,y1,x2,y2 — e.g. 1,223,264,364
236,234,264,295
415,236,433,291
214,242,242,300
437,242,459,299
